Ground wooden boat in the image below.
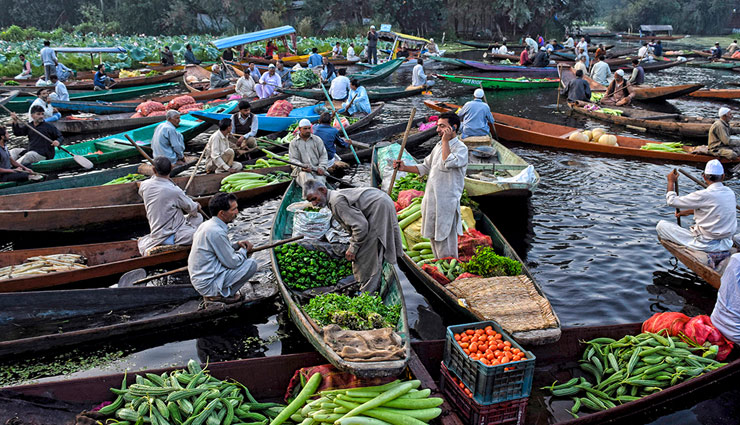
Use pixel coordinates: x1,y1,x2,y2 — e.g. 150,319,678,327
0,281,277,358
690,50,740,61
565,100,739,139
549,50,634,67
457,59,558,76
605,47,637,58
228,54,358,67
50,99,139,114
620,33,686,40
183,64,236,96
689,89,740,100
370,146,559,345
659,238,722,289
424,100,740,164
482,52,520,62
280,86,423,101
0,164,142,196
28,101,238,174
617,59,685,72
269,180,411,377
0,240,189,293
427,56,467,67
436,73,559,89
685,61,740,70
662,50,702,58
457,40,499,48
52,112,166,135
558,66,703,101
10,71,185,91
464,138,540,198
347,59,404,84
6,83,179,113
0,165,290,233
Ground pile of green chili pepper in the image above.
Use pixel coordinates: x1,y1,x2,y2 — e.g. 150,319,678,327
275,244,353,290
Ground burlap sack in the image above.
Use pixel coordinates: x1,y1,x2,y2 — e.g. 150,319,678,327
323,325,406,362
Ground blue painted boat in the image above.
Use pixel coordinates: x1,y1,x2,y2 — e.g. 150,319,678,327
51,100,139,115
192,104,330,133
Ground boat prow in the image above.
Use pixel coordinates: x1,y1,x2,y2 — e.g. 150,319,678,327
659,237,723,289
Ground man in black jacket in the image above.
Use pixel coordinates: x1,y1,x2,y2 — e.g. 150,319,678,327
9,105,63,166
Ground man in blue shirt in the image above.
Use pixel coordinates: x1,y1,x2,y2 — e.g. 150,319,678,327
307,48,323,68
93,64,114,90
343,79,372,116
152,110,186,165
457,89,495,139
184,44,201,65
312,112,353,170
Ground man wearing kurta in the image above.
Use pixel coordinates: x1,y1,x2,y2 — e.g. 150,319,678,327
256,64,282,99
230,100,259,150
393,112,468,258
304,180,403,293
289,119,328,187
189,193,257,303
458,89,495,140
708,107,740,160
657,160,737,258
342,79,372,116
152,110,185,165
236,73,257,98
138,157,203,255
209,65,230,89
205,118,241,173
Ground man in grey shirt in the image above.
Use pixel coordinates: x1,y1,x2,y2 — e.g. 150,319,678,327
39,40,58,83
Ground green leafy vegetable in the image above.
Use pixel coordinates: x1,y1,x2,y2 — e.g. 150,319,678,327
303,292,402,330
291,69,319,88
463,246,521,277
102,173,147,185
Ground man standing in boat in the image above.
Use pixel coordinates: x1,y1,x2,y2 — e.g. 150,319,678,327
708,107,740,160
367,25,379,65
656,159,737,264
289,119,328,188
393,112,468,258
137,157,203,256
303,179,403,293
152,110,186,166
457,89,495,141
189,192,257,304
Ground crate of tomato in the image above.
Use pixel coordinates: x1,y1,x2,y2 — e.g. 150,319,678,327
444,321,535,404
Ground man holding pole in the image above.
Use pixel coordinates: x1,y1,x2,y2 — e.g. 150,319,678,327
9,107,62,166
289,119,328,188
457,89,495,141
313,112,353,171
393,112,468,258
256,64,281,99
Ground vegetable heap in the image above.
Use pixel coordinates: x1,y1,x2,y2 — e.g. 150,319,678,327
219,171,290,193
0,254,87,280
275,244,353,290
292,375,443,425
291,69,320,88
391,174,478,209
546,332,727,418
463,246,522,277
304,206,322,213
453,325,527,368
640,142,685,153
3,80,18,86
146,69,161,77
303,292,402,330
96,359,286,425
102,173,147,185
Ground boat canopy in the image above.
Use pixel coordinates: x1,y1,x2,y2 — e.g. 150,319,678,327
212,26,297,49
53,47,127,54
639,25,673,35
378,31,430,45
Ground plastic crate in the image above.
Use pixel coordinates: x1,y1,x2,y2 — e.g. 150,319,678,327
444,321,535,404
440,362,527,425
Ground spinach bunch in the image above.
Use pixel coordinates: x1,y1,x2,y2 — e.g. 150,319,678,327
275,244,352,290
303,292,402,330
463,246,522,277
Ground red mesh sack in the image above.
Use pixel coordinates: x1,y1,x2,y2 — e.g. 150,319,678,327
130,112,143,118
178,104,202,114
266,100,293,117
684,315,734,361
422,263,451,285
457,229,493,262
455,272,480,281
147,110,168,117
135,101,165,117
397,190,424,209
167,95,196,110
284,364,396,403
641,312,690,336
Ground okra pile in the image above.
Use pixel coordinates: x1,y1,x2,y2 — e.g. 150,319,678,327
546,331,727,418
97,359,286,425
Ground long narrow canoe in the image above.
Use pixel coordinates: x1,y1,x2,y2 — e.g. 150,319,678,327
424,100,740,164
688,89,740,100
50,100,139,114
566,100,740,139
0,165,290,233
280,86,423,101
0,281,277,358
619,33,687,40
482,52,520,62
0,164,141,196
464,138,540,198
458,59,558,76
436,73,559,89
659,238,722,289
28,101,238,173
53,111,166,135
269,180,411,377
347,59,404,84
690,50,740,61
183,64,236,95
427,56,467,67
198,104,322,133
10,71,185,91
6,83,180,113
370,146,559,345
0,240,189,293
558,66,704,101
550,51,634,67
617,59,685,72
685,61,740,70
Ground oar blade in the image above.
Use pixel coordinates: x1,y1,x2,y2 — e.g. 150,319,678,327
118,268,147,287
74,154,95,170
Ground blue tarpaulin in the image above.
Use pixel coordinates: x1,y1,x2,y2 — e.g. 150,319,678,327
53,47,127,53
212,26,296,49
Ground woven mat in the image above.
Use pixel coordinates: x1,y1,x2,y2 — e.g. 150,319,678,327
145,244,190,256
445,275,558,333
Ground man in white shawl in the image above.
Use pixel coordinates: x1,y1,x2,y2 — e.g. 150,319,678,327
303,180,404,293
288,119,328,187
393,112,468,258
137,157,203,255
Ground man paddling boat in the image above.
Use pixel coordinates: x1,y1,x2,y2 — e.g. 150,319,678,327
457,89,495,140
303,179,403,293
343,79,371,116
708,107,740,160
393,112,468,258
289,118,328,187
188,193,257,304
9,106,62,167
561,69,592,102
313,112,352,172
602,70,634,106
137,157,203,256
657,160,737,265
205,118,242,173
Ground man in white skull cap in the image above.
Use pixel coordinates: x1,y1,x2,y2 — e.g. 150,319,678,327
657,159,737,267
288,118,327,188
708,107,740,160
457,88,496,141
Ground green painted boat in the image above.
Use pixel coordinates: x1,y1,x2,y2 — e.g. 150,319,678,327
685,61,740,70
0,164,141,195
6,83,180,113
280,86,423,101
426,56,467,67
348,59,404,84
29,101,238,173
269,180,411,377
436,73,560,90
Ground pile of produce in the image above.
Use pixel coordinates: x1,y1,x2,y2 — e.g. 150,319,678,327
567,128,618,146
146,69,161,77
131,96,200,118
464,246,522,277
244,153,290,170
3,80,18,86
640,142,685,153
0,254,87,280
590,92,604,102
275,243,353,290
453,325,528,366
118,69,141,78
102,173,147,185
546,331,727,417
303,293,402,330
292,375,443,425
95,359,286,424
391,174,477,209
219,171,290,193
291,69,320,88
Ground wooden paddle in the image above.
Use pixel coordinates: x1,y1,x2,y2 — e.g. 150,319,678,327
319,83,360,164
262,155,356,187
387,107,417,196
118,235,304,287
673,168,681,226
1,103,94,170
124,134,154,165
184,139,209,194
680,168,740,212
478,82,499,140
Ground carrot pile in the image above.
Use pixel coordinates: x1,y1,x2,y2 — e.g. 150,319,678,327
453,325,527,367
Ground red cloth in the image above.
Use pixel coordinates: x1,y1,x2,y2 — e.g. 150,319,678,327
642,312,690,336
397,189,424,209
422,263,451,285
684,315,734,361
267,100,293,117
